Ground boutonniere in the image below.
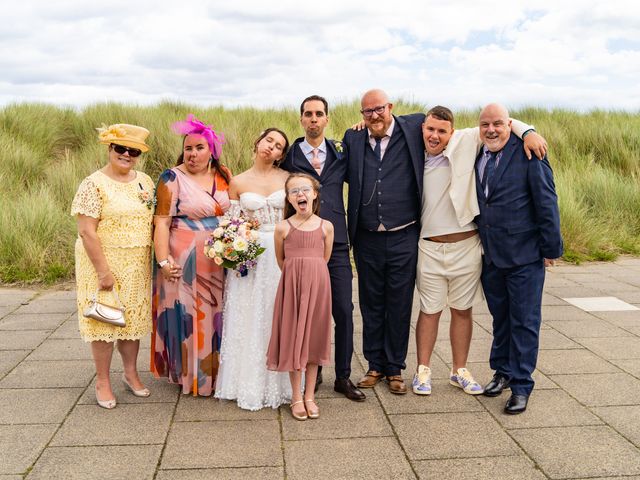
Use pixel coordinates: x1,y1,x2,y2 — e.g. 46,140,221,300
138,183,156,210
334,141,344,153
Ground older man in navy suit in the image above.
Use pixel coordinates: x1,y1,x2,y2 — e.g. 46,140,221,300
343,89,425,394
475,103,563,414
281,95,365,401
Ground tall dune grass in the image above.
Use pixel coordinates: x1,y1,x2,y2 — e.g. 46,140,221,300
0,102,638,283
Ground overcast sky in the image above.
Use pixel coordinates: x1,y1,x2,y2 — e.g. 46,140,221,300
2,0,639,111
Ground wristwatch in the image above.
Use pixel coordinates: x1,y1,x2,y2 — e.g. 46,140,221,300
158,259,169,268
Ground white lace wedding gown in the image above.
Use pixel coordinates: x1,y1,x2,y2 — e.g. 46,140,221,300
215,190,292,410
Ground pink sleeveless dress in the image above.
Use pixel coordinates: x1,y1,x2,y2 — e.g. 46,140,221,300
266,220,332,372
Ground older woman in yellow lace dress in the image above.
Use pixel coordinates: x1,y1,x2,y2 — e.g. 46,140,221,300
71,124,155,409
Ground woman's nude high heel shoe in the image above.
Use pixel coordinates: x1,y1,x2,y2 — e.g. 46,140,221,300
95,386,116,409
122,375,151,397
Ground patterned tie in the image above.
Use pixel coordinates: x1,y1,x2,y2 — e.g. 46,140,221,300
481,151,497,196
374,137,382,162
311,148,322,175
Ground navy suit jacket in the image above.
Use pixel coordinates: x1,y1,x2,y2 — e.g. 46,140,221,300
343,113,426,244
281,137,348,244
475,133,563,268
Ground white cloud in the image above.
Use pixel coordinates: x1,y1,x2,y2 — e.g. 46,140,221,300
1,0,639,111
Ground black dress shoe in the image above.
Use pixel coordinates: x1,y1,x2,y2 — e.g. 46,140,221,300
504,394,529,414
314,369,323,393
483,372,510,397
334,378,366,402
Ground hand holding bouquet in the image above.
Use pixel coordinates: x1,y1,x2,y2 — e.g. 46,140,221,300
204,214,265,276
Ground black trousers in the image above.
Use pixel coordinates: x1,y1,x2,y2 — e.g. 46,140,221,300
353,224,419,376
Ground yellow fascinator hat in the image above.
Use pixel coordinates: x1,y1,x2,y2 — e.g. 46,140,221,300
96,123,150,152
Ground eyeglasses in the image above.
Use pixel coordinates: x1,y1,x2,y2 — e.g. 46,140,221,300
288,186,313,196
360,104,389,119
112,144,142,158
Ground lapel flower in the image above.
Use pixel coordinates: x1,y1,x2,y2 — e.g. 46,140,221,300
333,141,344,153
138,184,156,210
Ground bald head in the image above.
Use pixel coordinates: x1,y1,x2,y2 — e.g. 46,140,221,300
479,103,512,152
360,89,393,138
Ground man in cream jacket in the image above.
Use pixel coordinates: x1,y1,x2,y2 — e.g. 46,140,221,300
412,106,547,396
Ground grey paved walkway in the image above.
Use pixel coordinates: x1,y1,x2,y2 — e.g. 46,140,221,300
1,258,640,479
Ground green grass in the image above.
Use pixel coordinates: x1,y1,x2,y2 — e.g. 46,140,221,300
1,102,638,284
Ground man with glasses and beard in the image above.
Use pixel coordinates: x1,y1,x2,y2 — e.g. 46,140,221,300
342,89,425,395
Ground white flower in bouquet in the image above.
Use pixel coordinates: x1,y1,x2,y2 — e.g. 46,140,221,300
233,237,248,251
212,227,225,238
213,240,224,253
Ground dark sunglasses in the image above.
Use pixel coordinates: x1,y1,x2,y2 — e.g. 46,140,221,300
111,144,142,158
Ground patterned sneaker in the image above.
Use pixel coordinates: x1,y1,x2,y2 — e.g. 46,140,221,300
450,368,484,395
412,365,432,395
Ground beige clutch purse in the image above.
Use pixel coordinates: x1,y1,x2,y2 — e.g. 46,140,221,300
83,289,126,327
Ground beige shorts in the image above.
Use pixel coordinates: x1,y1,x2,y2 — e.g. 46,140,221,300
416,234,484,314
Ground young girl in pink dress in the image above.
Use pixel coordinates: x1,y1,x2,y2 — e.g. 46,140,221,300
266,173,334,421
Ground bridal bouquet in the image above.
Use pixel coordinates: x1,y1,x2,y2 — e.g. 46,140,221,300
204,214,265,276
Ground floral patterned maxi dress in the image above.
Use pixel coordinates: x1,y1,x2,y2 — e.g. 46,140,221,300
151,167,230,396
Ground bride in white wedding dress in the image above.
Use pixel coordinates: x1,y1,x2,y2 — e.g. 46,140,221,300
215,128,292,410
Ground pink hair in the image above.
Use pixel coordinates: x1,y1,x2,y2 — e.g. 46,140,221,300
171,114,224,160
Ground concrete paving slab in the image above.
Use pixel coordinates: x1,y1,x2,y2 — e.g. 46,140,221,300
27,338,93,361
51,403,174,446
577,336,640,359
541,293,568,305
281,396,392,440
0,388,82,424
610,358,640,378
617,291,640,303
541,304,595,321
510,426,640,479
26,445,162,480
284,437,414,480
155,467,284,479
550,372,640,406
375,377,484,414
538,329,582,349
162,420,282,469
14,299,77,314
37,290,77,301
590,309,640,328
547,318,631,338
78,372,179,405
545,285,604,298
564,296,639,311
175,395,278,422
0,424,57,475
0,292,36,307
0,330,51,350
536,349,622,375
0,360,95,388
412,455,547,480
0,306,13,318
0,313,70,331
0,350,29,378
391,412,519,460
479,388,602,428
592,405,640,448
49,319,80,339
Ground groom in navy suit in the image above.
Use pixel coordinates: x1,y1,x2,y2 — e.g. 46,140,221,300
343,89,425,394
475,103,563,414
281,95,365,401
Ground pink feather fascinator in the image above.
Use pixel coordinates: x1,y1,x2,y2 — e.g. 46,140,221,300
171,114,225,160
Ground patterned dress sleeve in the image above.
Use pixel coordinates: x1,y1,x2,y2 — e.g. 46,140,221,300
226,200,242,219
70,177,102,219
155,169,179,217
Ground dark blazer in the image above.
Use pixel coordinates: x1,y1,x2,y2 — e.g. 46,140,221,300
281,137,348,244
475,133,563,268
342,113,426,244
